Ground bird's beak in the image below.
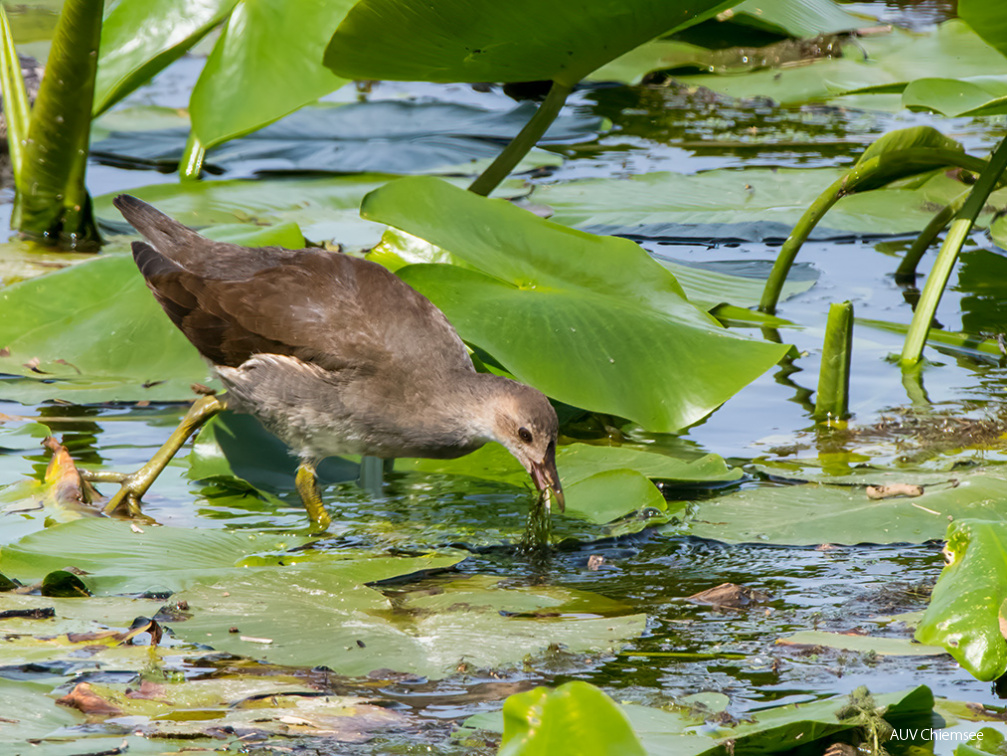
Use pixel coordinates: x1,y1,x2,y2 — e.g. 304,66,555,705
530,443,564,512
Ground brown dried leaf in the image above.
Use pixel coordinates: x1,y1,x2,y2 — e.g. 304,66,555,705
56,682,124,716
865,483,924,500
687,582,768,608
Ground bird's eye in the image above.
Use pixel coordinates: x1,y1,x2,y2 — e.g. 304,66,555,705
518,427,533,443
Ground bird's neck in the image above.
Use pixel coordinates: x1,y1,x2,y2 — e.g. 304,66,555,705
431,370,514,449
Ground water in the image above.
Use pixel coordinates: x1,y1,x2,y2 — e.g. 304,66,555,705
2,0,1007,751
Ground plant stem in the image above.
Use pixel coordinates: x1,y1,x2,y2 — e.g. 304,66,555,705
468,80,573,196
896,170,1007,282
758,148,988,315
0,5,30,185
894,197,962,283
12,0,102,248
814,301,854,423
180,130,206,180
901,134,1007,367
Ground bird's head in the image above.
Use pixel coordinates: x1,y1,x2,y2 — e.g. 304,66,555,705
487,380,564,511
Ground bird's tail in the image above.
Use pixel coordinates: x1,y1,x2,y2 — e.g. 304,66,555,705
113,195,206,265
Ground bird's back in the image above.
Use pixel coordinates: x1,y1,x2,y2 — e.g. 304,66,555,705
114,195,475,378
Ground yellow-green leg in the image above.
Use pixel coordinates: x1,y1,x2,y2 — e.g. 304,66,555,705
295,459,331,533
96,394,227,517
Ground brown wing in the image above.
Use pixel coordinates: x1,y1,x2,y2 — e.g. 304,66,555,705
131,239,475,377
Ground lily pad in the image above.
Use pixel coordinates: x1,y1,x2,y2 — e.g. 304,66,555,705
678,472,1007,545
324,0,734,87
0,255,213,404
499,681,646,756
92,101,601,176
901,76,1007,117
916,519,1007,681
531,167,1003,240
777,630,946,657
0,518,318,593
470,684,935,756
188,0,352,150
94,173,524,252
363,176,789,433
670,22,1007,107
171,571,646,678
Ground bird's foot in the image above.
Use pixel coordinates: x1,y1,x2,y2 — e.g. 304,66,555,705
98,467,160,518
90,394,227,519
295,461,332,534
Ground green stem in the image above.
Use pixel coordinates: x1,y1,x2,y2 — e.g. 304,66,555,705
468,80,573,196
813,301,854,423
12,0,102,248
896,170,1007,282
0,4,30,185
180,130,206,180
894,197,961,283
758,148,989,315
901,134,1007,367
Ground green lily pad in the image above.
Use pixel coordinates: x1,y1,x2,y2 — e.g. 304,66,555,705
0,518,317,593
0,254,213,404
470,684,935,756
778,631,947,657
960,0,1007,61
916,519,1007,681
0,677,83,748
591,0,867,85
721,0,866,38
324,0,734,87
531,167,1001,240
94,173,524,252
171,571,646,678
658,258,817,311
363,176,789,433
188,0,352,149
499,681,646,756
901,76,1007,117
94,0,238,116
93,101,600,176
678,473,1007,545
671,22,1007,107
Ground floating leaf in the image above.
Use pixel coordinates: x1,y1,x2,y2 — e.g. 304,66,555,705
901,76,1007,117
678,473,1007,545
960,0,1007,62
671,22,1007,107
531,167,1001,240
0,254,214,404
0,518,317,593
172,572,646,678
778,631,946,657
93,101,600,176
